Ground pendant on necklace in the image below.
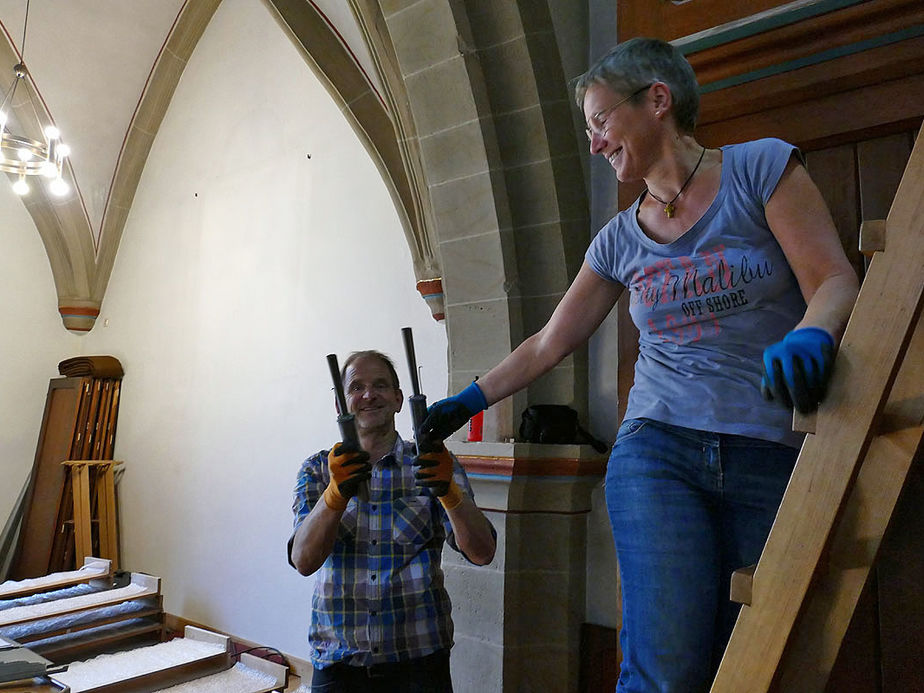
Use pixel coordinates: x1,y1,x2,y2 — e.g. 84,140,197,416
664,203,675,218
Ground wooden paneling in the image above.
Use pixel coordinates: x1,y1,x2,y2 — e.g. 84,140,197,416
877,455,924,691
804,146,863,278
698,35,924,126
686,0,924,88
858,133,916,222
697,72,924,152
579,623,620,692
825,578,881,692
618,0,793,45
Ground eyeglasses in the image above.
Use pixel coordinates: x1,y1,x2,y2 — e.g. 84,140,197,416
584,84,652,142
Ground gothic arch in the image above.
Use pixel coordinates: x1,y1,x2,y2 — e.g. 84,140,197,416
1,0,222,331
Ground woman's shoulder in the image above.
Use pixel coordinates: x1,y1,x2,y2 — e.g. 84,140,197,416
594,203,641,247
724,137,797,160
723,138,802,203
586,202,642,282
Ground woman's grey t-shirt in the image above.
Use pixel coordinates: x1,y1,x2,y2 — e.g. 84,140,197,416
586,138,807,448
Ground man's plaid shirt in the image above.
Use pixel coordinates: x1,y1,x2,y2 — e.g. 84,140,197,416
290,435,481,668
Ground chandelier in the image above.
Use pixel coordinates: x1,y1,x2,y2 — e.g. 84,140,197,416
0,0,69,196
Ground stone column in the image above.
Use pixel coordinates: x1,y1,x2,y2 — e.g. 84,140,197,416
445,441,607,693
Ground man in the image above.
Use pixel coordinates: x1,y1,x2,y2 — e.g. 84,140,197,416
289,350,496,692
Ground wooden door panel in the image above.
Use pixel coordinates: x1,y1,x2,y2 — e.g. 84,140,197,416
804,145,863,279
858,132,916,222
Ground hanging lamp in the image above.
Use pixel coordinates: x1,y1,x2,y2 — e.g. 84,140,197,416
0,0,69,196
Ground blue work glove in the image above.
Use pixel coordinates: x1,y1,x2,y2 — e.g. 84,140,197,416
420,381,488,443
761,327,835,414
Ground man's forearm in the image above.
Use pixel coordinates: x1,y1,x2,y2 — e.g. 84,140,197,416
290,499,343,576
446,496,496,565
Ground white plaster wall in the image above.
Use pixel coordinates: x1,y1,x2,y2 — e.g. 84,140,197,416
78,0,447,659
0,185,79,541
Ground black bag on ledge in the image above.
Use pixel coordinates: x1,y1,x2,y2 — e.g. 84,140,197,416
518,405,609,454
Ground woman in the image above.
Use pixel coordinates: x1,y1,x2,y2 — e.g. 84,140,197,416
421,38,859,691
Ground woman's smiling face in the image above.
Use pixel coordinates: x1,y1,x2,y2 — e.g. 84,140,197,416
583,82,660,183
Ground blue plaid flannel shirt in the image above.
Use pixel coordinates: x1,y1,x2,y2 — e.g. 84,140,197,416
290,435,481,668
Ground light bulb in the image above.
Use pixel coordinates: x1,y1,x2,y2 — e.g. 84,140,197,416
17,147,32,161
44,125,60,139
12,178,29,195
57,143,71,158
50,177,69,196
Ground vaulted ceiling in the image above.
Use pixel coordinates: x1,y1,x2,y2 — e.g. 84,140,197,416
0,0,390,331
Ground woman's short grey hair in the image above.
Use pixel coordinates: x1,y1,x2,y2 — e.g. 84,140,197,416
574,37,700,135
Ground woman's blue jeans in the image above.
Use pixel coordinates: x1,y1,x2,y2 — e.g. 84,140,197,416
606,418,798,692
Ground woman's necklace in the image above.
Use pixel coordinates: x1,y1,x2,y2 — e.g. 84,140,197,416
646,146,707,218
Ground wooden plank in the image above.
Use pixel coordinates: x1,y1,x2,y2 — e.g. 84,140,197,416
239,652,289,691
729,564,756,606
0,558,110,600
711,124,924,692
699,35,924,125
68,378,92,459
103,381,121,459
685,0,924,86
77,654,230,693
859,219,887,257
31,618,164,664
61,461,121,570
97,465,119,570
0,678,67,692
17,604,164,646
11,378,88,580
696,71,924,152
618,0,783,44
0,573,160,628
91,380,113,460
47,376,92,574
67,464,92,582
79,380,103,460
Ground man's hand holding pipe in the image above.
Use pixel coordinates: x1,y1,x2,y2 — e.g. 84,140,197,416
324,442,372,511
414,438,463,510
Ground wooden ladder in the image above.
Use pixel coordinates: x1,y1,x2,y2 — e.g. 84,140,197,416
712,127,924,691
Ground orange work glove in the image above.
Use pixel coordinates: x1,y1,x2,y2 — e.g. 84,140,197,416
323,442,371,512
414,440,463,510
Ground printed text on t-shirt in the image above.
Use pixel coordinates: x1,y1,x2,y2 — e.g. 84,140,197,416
629,244,773,344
